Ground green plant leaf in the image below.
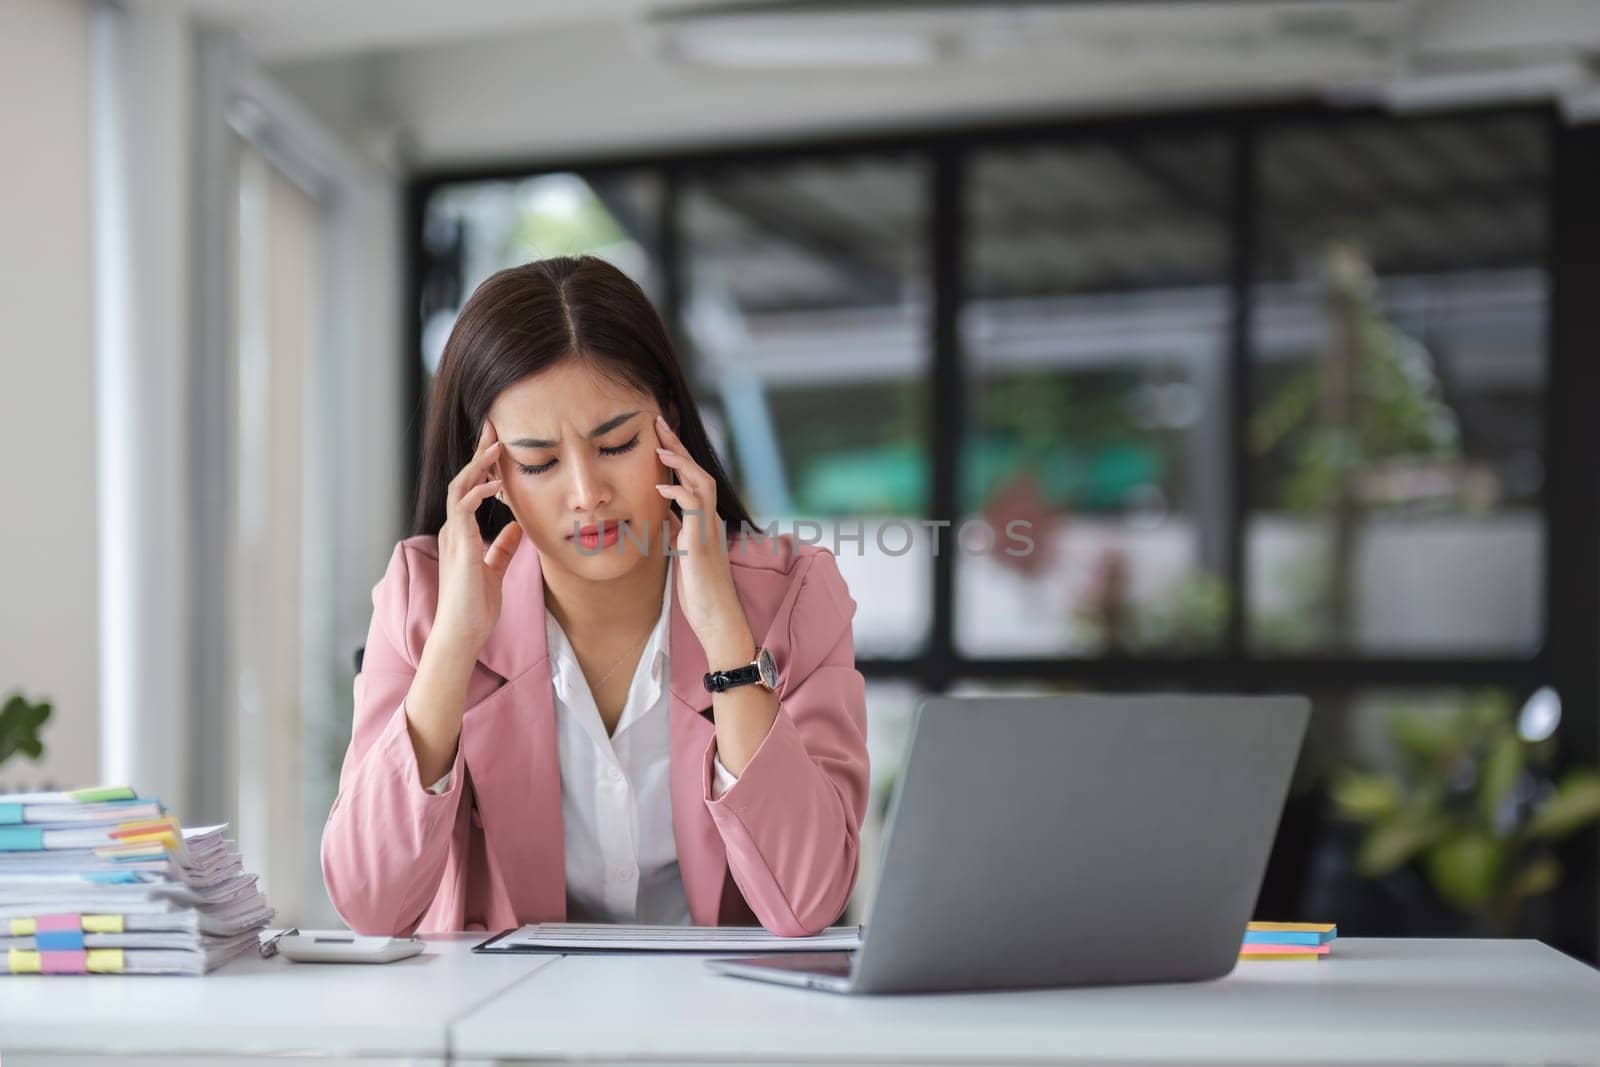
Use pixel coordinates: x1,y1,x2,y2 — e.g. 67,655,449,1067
1478,729,1523,830
1527,771,1600,841
1358,810,1449,878
0,693,52,767
1425,832,1502,912
1387,709,1458,769
1505,857,1561,901
1330,770,1404,823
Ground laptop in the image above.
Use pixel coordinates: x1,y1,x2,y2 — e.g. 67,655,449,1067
707,692,1309,995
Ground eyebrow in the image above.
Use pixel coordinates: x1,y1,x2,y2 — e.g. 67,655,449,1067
508,411,640,450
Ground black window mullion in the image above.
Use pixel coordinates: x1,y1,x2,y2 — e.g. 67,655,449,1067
927,145,964,694
1225,120,1257,657
1545,113,1600,965
659,165,686,366
402,177,430,536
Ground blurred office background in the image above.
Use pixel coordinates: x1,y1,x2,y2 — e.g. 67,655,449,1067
4,0,1600,960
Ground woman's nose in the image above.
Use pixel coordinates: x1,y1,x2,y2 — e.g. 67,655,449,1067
567,455,612,511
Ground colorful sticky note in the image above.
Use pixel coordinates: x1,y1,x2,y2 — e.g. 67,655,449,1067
1243,929,1334,946
1247,921,1336,934
1240,943,1330,959
69,786,138,803
0,826,45,851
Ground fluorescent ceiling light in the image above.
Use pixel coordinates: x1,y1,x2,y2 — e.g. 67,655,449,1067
658,22,942,68
1378,58,1589,112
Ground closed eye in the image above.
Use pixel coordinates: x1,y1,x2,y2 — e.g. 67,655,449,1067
516,434,641,476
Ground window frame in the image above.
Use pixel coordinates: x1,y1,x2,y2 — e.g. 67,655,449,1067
404,100,1599,961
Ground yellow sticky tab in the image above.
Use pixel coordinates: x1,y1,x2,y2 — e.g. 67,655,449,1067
114,818,179,841
1246,921,1336,933
1240,951,1323,961
10,918,36,936
83,915,124,934
97,841,166,859
86,948,124,973
115,831,179,854
8,948,42,974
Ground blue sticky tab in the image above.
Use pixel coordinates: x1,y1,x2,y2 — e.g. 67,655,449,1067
0,804,22,826
36,929,86,951
86,871,140,885
0,827,45,851
1243,930,1332,946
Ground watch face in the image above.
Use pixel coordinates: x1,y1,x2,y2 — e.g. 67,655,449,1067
757,647,778,690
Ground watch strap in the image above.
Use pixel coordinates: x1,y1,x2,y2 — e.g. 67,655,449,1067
703,662,762,693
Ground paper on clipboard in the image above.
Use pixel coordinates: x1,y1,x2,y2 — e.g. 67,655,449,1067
474,922,862,954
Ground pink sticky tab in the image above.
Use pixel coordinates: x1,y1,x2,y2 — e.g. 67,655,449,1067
40,949,88,974
36,914,82,933
1240,943,1330,957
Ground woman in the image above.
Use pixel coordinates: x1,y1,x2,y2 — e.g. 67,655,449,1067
321,256,869,938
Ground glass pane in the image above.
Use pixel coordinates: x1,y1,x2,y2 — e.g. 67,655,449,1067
1248,114,1547,655
417,172,661,394
958,137,1232,657
1293,686,1561,940
680,156,930,657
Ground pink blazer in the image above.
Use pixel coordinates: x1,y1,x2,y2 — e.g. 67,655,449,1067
320,530,869,937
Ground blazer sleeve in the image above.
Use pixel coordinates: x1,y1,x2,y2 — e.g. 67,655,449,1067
320,541,470,936
702,548,870,936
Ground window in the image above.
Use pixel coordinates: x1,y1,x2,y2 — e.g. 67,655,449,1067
406,105,1596,960
1247,116,1547,655
679,156,932,657
417,171,661,394
959,137,1231,656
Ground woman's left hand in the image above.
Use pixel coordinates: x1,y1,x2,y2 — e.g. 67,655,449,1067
654,415,756,666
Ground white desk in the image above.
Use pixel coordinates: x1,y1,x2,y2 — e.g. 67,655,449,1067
4,938,1598,1064
0,933,554,1066
451,940,1600,1066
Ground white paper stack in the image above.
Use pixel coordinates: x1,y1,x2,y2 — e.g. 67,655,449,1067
480,922,864,954
0,786,274,975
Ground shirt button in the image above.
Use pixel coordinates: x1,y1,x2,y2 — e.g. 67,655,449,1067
608,767,623,782
616,868,635,882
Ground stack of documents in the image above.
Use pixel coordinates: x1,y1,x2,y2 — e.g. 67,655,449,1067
1239,921,1336,960
0,786,273,975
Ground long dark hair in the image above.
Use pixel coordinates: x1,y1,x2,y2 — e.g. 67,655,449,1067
412,256,756,542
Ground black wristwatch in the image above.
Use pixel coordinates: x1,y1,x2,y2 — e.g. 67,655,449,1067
704,647,779,694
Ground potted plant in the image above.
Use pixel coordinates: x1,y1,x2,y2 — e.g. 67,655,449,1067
1331,690,1600,936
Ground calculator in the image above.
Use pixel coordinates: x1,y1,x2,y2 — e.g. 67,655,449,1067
262,928,426,964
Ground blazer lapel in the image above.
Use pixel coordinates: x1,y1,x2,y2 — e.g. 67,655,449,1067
667,556,729,926
461,535,567,924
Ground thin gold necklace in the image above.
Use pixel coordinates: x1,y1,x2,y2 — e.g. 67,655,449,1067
574,556,669,691
586,622,656,690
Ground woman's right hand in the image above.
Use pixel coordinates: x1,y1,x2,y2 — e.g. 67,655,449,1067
433,420,524,657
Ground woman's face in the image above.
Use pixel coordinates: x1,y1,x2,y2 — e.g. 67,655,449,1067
486,359,676,580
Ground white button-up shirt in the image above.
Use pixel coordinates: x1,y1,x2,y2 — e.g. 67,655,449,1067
428,554,738,924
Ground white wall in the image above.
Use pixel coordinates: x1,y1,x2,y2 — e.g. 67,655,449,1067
0,0,98,791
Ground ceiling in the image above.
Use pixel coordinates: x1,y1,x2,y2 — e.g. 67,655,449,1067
139,1,1600,166
147,0,699,61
